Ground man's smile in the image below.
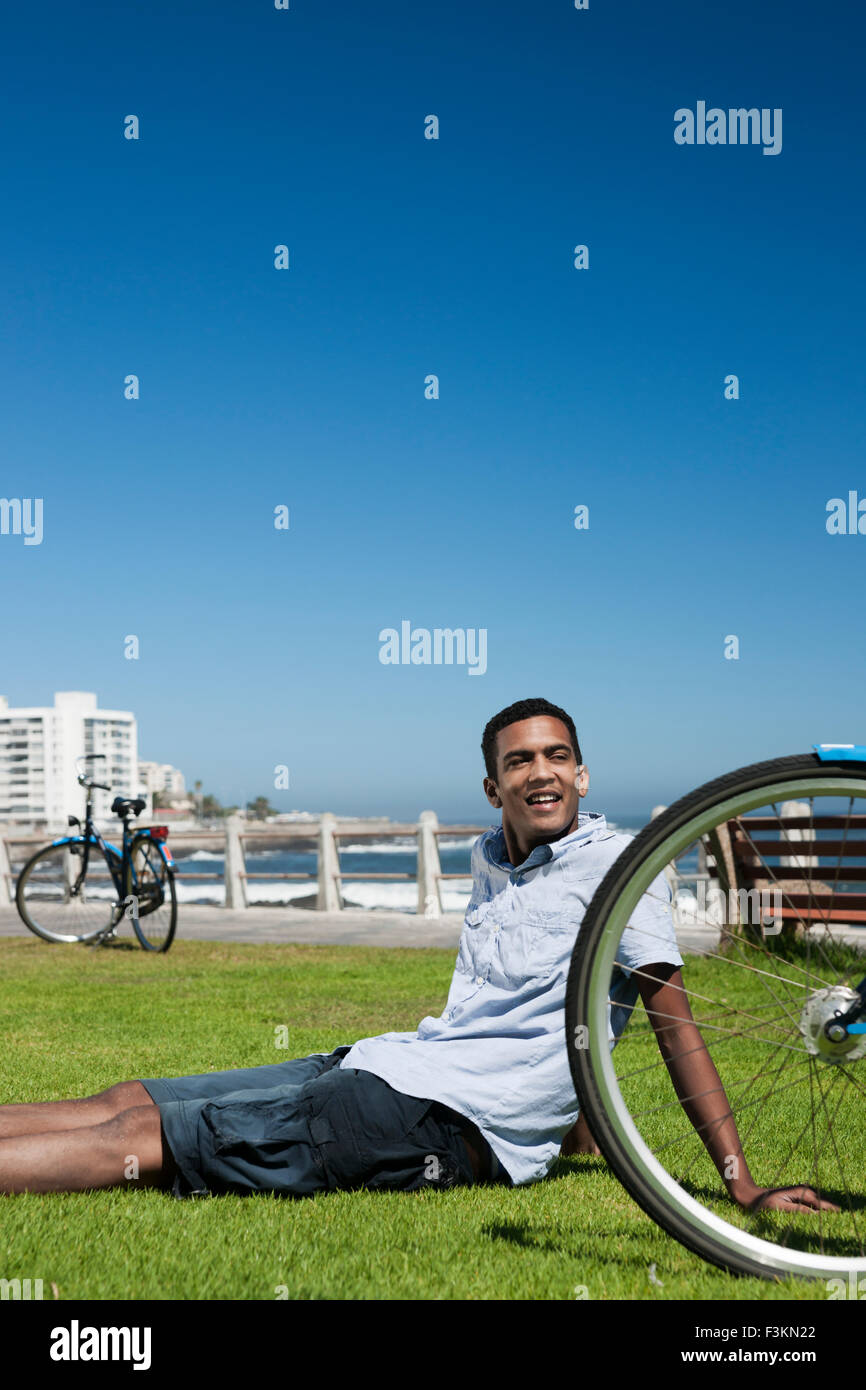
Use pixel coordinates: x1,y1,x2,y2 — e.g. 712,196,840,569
525,790,563,809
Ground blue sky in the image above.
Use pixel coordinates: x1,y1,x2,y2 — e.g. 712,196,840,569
1,0,864,822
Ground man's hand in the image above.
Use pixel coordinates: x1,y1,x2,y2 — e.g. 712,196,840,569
732,1183,841,1214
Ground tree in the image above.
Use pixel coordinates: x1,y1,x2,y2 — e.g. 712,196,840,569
246,796,275,822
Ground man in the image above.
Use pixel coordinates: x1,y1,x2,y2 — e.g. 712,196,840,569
0,698,836,1213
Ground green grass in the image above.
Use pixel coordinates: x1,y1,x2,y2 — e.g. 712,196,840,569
0,936,845,1300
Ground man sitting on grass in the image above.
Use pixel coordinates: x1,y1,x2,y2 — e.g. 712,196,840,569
0,698,837,1214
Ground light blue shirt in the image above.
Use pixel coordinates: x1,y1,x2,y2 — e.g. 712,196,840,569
341,812,683,1186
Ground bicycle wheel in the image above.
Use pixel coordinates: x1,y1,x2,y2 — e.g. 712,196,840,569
15,840,122,944
565,750,866,1283
126,834,177,952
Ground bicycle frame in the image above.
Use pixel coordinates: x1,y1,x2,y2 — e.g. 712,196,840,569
50,783,172,921
51,784,124,904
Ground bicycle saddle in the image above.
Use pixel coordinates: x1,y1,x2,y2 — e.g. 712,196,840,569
111,796,146,818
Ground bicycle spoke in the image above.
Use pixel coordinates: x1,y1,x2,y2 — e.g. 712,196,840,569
615,1006,797,1079
811,1065,862,1252
613,962,809,1051
646,1064,818,1157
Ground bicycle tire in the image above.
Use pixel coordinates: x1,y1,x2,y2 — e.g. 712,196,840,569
126,834,177,952
565,751,866,1282
15,840,121,944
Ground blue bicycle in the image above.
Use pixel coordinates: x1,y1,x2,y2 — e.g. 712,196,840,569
15,755,177,952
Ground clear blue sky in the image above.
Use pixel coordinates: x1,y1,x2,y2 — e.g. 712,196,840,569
1,0,864,822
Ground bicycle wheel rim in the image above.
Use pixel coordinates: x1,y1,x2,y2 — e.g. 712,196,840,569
566,753,866,1282
128,839,176,952
16,842,120,943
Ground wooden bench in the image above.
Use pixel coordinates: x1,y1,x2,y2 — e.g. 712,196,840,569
705,802,866,937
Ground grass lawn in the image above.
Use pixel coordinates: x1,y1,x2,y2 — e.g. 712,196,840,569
0,936,840,1301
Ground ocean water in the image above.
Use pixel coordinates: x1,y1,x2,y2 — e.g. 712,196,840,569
171,823,643,912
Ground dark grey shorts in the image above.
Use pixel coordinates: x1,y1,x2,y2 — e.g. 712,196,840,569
139,1048,508,1199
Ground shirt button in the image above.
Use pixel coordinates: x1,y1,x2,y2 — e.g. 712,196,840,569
475,976,483,985
493,925,501,934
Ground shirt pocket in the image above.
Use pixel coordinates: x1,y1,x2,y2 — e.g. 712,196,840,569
498,910,575,984
456,901,495,979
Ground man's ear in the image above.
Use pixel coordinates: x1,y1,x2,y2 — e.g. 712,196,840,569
576,765,590,797
483,776,502,809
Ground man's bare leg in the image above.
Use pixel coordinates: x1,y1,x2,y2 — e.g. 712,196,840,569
0,1104,173,1194
0,1082,155,1139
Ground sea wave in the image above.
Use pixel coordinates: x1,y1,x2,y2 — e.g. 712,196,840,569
174,882,225,904
335,879,472,913
338,841,415,854
339,834,479,855
170,878,473,912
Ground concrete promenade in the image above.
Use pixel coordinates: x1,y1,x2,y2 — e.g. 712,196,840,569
3,903,862,955
0,904,467,948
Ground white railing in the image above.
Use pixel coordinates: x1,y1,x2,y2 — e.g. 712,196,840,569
0,814,487,916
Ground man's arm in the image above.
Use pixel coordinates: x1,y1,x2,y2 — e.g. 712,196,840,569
636,962,839,1213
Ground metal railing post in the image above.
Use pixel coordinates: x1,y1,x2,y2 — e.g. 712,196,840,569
0,833,11,906
224,815,247,909
317,813,342,911
417,810,441,917
779,799,818,869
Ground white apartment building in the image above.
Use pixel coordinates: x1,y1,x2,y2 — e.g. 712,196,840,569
138,761,186,798
0,692,142,831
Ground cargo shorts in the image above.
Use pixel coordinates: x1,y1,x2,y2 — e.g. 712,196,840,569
139,1047,508,1199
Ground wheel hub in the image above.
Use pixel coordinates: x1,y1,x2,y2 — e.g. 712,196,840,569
799,985,866,1063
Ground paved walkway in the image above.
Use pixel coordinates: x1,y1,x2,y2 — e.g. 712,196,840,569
0,904,466,948
2,905,863,955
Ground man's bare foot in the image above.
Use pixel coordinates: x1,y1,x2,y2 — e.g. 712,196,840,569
560,1112,602,1157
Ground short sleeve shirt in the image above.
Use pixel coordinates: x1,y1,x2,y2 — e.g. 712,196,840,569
341,812,684,1186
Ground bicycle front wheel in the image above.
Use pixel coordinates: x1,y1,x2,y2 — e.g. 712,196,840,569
566,751,866,1283
126,835,177,952
15,840,121,943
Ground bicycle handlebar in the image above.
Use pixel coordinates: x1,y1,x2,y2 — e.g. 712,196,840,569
77,775,111,791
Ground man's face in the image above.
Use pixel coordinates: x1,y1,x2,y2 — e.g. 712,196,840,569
483,715,588,852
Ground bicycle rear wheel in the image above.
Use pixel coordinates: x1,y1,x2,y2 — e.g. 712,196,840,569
565,751,866,1283
126,834,177,952
15,840,121,943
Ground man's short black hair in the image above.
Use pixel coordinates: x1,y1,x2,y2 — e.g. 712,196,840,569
481,698,582,781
